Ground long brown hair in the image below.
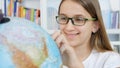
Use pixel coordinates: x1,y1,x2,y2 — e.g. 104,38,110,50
58,0,113,52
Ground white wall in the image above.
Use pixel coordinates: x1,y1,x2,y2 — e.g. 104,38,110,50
110,0,120,11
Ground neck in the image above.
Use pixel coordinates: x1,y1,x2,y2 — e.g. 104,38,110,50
73,43,92,61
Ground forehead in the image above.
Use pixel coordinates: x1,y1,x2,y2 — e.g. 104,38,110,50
59,0,91,17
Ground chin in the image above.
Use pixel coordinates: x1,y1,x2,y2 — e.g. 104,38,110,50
68,40,79,47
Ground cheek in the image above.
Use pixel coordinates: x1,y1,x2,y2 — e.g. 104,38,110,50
79,27,92,43
79,25,92,32
59,25,65,31
83,22,94,33
80,27,92,38
79,24,93,39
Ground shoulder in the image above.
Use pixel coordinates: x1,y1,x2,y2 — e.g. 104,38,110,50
99,51,120,67
92,49,120,59
82,50,120,68
100,51,120,59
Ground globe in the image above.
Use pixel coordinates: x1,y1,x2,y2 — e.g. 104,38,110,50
0,17,62,68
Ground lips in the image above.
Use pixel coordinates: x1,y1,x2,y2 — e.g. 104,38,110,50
65,33,80,39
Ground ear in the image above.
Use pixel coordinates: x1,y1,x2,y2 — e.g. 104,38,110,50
92,21,99,33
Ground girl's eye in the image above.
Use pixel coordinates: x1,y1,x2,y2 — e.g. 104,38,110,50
61,17,67,20
74,18,84,21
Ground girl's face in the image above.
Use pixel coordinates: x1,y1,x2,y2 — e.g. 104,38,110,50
59,1,98,47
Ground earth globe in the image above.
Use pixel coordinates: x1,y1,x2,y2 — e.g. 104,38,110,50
0,17,62,68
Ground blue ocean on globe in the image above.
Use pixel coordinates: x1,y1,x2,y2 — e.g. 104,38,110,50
0,17,62,68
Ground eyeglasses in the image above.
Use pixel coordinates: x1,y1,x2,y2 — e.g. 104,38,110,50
56,15,97,26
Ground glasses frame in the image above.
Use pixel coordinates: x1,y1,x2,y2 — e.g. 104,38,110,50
56,15,97,26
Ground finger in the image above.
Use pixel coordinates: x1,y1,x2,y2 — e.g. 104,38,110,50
60,34,69,47
60,34,74,54
51,30,61,41
55,34,63,48
57,34,70,53
53,33,66,54
60,45,66,54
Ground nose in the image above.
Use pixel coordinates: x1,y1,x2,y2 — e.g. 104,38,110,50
66,18,74,25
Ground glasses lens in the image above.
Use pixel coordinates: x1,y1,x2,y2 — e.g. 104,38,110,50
73,17,85,26
56,15,68,24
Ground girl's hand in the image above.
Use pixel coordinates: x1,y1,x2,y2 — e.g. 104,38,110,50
52,31,74,55
52,31,84,68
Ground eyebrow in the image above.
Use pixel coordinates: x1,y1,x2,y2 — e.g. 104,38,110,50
59,13,67,16
59,13,86,17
